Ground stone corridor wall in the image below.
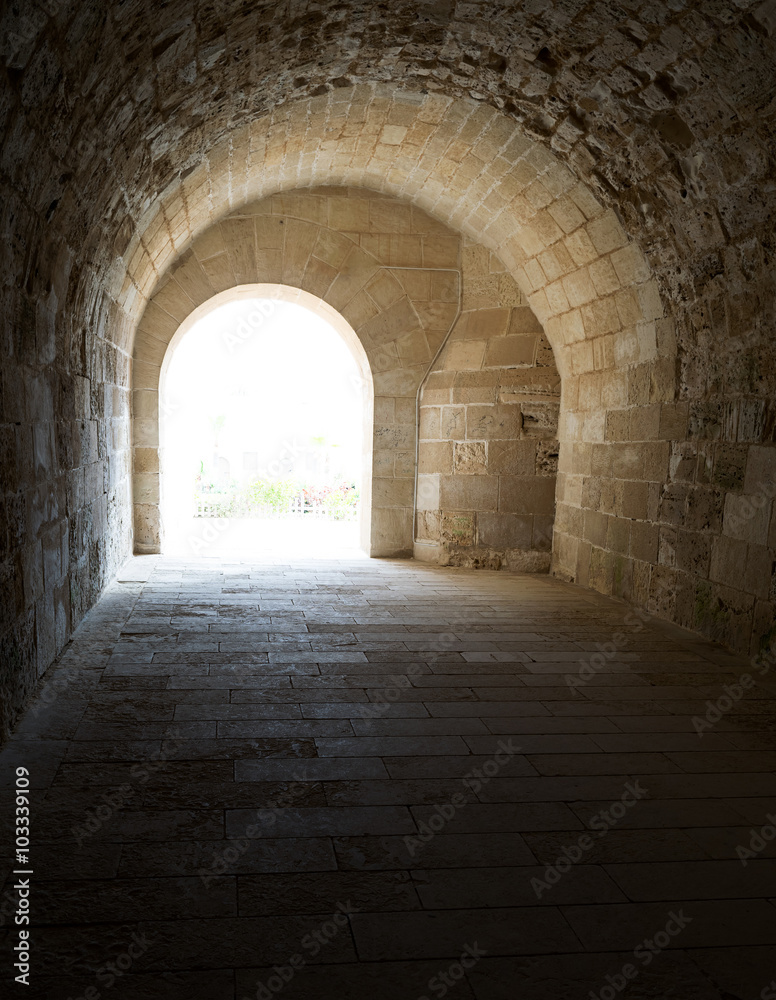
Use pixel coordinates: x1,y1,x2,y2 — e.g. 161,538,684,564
416,240,560,570
0,235,132,739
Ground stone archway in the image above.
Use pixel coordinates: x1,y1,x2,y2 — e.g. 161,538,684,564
132,191,463,557
125,91,672,608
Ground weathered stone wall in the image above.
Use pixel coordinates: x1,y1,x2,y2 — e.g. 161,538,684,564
2,1,775,738
416,239,560,570
0,207,132,740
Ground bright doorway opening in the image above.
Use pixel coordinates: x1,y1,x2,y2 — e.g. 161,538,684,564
159,286,373,558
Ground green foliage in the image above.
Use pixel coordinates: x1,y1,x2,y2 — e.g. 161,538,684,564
318,483,360,521
245,477,298,512
194,477,360,520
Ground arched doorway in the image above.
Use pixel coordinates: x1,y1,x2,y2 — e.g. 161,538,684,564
157,285,373,556
131,200,464,561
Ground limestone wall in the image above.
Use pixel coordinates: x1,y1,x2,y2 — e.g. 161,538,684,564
416,241,560,570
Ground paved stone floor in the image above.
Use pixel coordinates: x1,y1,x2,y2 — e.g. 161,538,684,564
1,556,775,999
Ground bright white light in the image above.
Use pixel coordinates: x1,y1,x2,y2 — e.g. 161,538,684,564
160,297,367,556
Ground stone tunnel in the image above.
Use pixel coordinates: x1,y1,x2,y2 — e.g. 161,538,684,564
1,2,775,997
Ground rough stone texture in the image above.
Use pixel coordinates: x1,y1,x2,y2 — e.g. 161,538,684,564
2,1,776,735
417,238,560,570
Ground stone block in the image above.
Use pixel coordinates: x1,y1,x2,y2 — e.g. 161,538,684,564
588,545,616,596
222,217,259,284
583,509,608,547
499,476,556,515
418,441,453,475
629,403,660,441
396,329,432,364
712,443,748,491
439,475,498,512
422,236,459,268
535,439,559,475
466,404,522,440
370,507,413,557
366,271,404,310
419,407,440,440
415,300,458,331
744,445,776,498
643,440,670,480
477,511,532,549
686,485,724,533
606,516,630,555
415,509,440,541
561,268,597,308
133,448,159,475
415,473,440,511
532,515,554,551
373,424,414,451
459,308,510,340
587,209,628,256
487,440,536,476
445,340,486,370
483,336,537,368
709,535,748,590
440,511,474,546
372,478,414,508
327,196,370,232
373,367,424,397
610,244,651,286
620,480,649,520
630,521,659,563
440,406,466,440
611,443,645,480
453,441,487,475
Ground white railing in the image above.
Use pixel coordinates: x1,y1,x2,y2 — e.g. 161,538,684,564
193,494,357,520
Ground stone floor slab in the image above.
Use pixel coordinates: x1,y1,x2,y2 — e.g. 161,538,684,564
1,554,772,998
